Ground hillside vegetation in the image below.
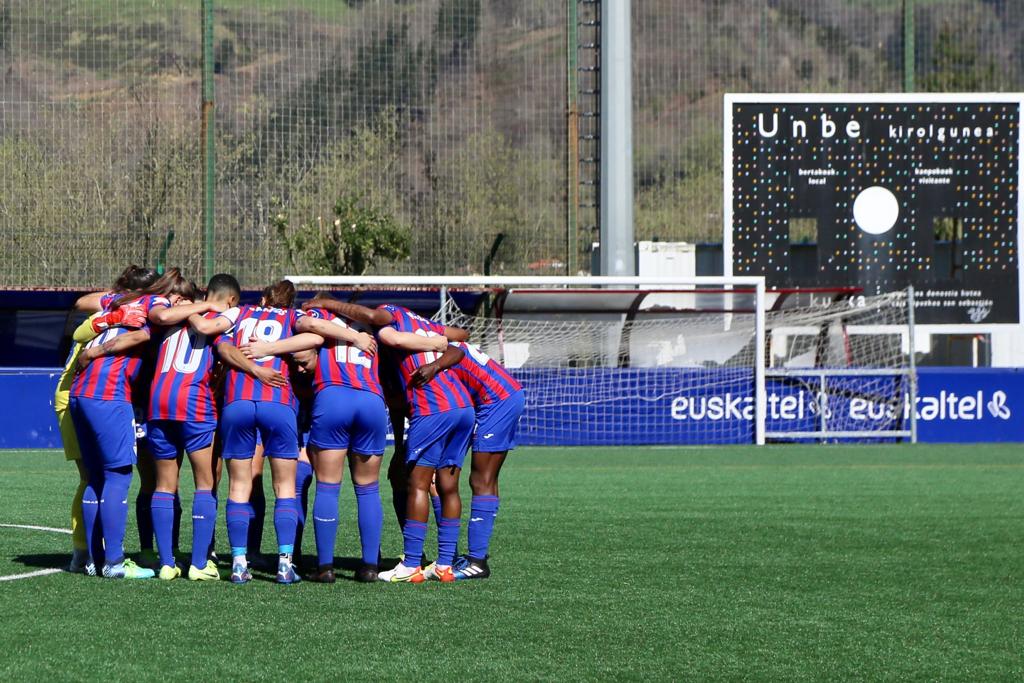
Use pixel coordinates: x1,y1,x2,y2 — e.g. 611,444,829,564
0,0,1020,286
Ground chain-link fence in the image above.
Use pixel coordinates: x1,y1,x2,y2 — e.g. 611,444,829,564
1,1,1021,288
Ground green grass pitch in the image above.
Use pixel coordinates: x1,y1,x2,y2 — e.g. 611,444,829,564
0,445,1021,680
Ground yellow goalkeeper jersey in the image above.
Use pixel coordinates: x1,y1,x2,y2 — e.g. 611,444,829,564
53,313,101,413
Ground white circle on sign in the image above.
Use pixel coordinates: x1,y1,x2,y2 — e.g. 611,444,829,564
853,186,899,235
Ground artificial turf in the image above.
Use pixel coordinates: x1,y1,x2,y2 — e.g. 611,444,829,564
0,445,1021,680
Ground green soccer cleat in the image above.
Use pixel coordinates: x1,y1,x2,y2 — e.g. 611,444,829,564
188,560,221,582
102,558,155,580
158,564,181,581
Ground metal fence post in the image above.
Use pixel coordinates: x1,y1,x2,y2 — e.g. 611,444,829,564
201,0,216,282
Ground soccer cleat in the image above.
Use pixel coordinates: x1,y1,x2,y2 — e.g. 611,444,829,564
188,560,221,582
378,563,425,583
276,558,302,585
433,564,456,583
67,549,90,574
421,562,438,581
102,558,156,579
85,562,97,577
229,562,252,585
453,556,491,580
136,549,159,569
306,565,335,584
158,564,181,581
355,564,378,583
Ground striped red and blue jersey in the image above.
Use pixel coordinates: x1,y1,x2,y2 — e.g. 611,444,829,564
378,304,472,417
217,305,304,407
148,312,220,423
449,341,522,406
70,295,168,402
306,308,382,397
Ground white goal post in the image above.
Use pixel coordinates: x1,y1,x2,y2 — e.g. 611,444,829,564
286,275,917,446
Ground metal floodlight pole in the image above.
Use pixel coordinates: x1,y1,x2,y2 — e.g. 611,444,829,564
201,0,216,282
599,0,635,276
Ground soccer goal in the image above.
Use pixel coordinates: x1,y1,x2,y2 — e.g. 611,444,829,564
286,275,917,446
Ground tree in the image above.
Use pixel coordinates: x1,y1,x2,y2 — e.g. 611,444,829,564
275,194,410,275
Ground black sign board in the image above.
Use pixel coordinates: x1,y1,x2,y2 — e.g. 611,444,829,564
725,95,1022,325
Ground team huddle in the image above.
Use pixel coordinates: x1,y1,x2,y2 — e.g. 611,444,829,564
54,266,524,584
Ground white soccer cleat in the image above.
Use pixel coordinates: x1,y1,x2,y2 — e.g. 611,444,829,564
378,563,425,583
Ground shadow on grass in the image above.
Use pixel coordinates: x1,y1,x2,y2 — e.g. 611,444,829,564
12,553,67,569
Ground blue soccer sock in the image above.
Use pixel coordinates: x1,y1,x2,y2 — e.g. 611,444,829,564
353,482,383,567
312,481,340,567
191,490,217,569
226,500,251,561
467,495,500,560
172,492,182,553
100,466,133,566
135,490,154,551
437,516,461,567
294,460,313,555
82,475,103,565
430,495,442,524
402,520,428,568
274,497,298,556
248,489,265,555
151,491,176,568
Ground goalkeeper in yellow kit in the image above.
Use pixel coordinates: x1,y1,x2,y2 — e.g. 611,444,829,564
57,265,158,572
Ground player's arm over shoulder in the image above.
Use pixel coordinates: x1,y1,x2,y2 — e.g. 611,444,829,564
302,299,393,327
442,325,470,342
189,307,237,336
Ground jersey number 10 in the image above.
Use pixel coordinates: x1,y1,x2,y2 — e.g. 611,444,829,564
160,328,208,374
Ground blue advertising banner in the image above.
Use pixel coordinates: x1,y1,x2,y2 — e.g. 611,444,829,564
1,366,1022,449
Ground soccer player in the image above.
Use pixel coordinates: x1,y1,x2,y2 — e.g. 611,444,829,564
144,274,240,580
305,302,472,583
58,265,157,573
413,340,525,579
245,299,440,583
70,327,156,578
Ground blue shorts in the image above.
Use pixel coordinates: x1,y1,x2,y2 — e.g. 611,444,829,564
147,419,217,460
69,397,138,470
220,400,299,460
309,386,388,456
406,407,475,470
474,390,525,453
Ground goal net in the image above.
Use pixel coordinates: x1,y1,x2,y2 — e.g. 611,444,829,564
286,276,916,445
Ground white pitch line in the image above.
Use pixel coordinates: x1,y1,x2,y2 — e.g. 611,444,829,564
0,568,62,582
0,523,72,535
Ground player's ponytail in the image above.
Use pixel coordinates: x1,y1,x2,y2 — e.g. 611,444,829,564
112,267,187,308
111,264,158,294
263,279,296,309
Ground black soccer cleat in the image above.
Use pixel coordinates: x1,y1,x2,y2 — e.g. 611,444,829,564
306,564,336,584
453,556,490,580
355,563,379,583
